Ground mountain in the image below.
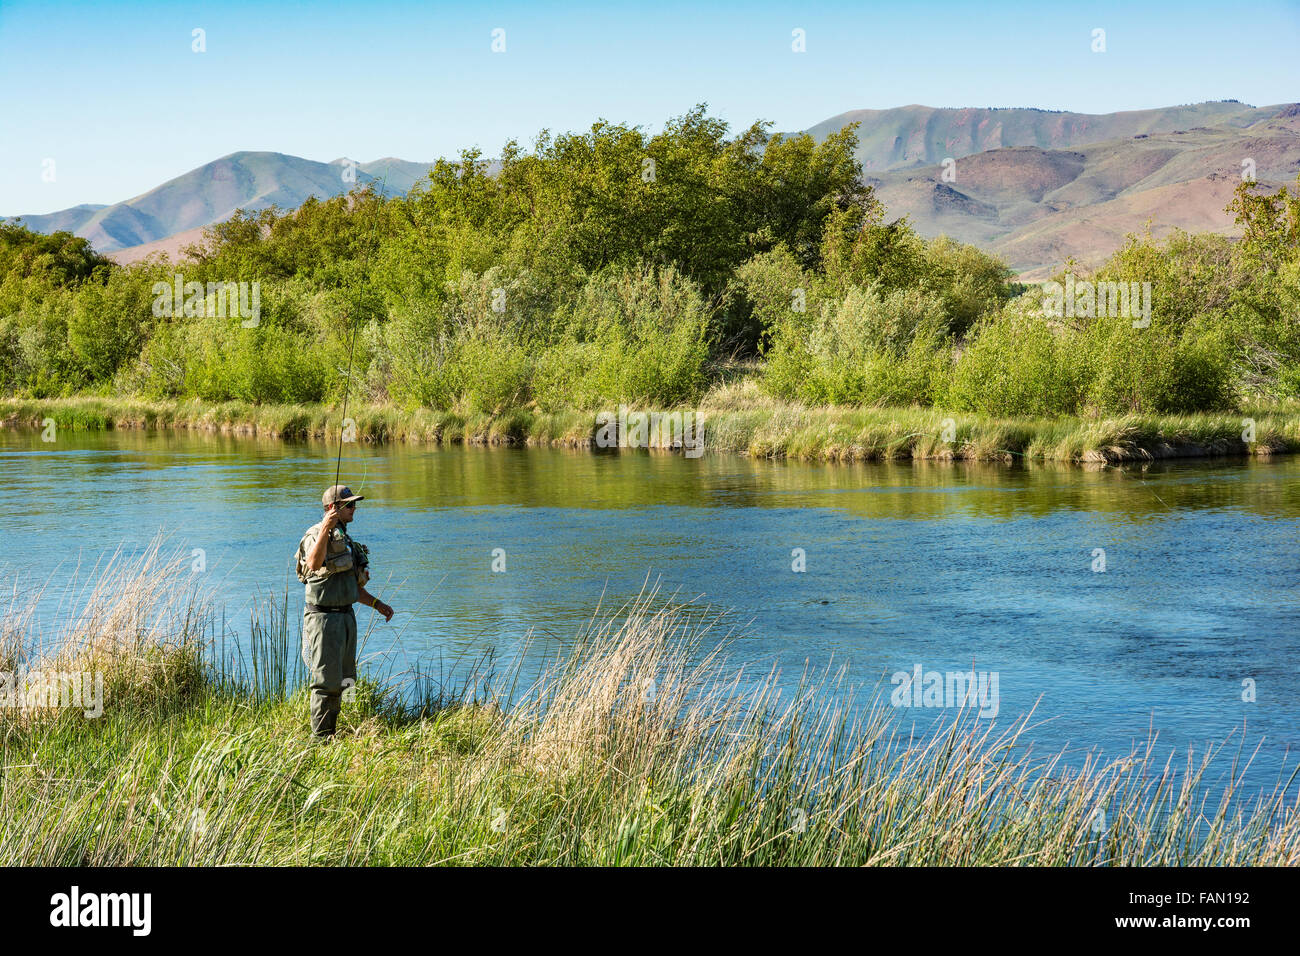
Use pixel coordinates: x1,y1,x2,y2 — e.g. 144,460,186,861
6,152,435,254
861,108,1300,276
10,202,110,236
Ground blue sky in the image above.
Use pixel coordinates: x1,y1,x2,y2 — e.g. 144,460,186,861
2,0,1297,214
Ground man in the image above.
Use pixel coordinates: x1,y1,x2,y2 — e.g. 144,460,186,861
295,484,395,737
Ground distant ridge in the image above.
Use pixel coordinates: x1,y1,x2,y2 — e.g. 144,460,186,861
803,101,1283,172
5,153,435,253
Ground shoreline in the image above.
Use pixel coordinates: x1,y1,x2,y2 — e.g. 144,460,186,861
2,393,1298,464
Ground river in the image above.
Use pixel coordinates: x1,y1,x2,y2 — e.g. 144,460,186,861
3,427,1297,796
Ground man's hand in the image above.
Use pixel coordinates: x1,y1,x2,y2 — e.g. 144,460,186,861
322,503,341,530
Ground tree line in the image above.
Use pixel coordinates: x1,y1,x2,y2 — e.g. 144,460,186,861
2,105,1297,416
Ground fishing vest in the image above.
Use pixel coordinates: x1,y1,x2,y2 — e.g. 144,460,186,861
296,520,370,607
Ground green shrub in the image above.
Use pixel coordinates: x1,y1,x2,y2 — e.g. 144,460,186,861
1082,314,1235,414
727,245,822,354
922,236,1016,338
0,294,81,395
452,331,536,413
66,266,161,383
762,283,949,406
124,311,337,404
535,264,712,410
945,306,1086,417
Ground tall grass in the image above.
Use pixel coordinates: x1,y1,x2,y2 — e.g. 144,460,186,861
4,392,1298,463
1,543,1297,865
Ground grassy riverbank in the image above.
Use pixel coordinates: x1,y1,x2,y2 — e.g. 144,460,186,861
2,385,1299,463
2,544,1298,865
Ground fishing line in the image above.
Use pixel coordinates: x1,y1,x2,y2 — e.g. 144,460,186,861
333,167,392,490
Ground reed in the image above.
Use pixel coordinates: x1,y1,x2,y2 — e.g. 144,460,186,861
4,393,1296,463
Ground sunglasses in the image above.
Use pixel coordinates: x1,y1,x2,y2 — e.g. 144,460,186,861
333,501,358,510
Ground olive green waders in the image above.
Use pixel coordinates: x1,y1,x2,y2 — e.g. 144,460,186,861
302,606,357,736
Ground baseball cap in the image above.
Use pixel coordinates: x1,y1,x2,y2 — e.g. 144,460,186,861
322,485,366,507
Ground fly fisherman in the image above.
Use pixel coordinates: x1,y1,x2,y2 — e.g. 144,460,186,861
295,484,395,737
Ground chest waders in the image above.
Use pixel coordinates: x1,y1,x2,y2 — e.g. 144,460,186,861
297,523,369,736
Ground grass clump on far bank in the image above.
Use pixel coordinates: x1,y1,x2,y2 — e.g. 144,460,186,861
3,390,1299,464
699,381,1300,462
2,541,1298,866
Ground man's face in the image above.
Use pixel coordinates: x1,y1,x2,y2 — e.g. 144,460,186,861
329,500,358,525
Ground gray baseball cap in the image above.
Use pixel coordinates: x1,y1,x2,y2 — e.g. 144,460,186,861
322,484,365,507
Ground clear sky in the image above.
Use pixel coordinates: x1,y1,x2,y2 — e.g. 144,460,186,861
2,0,1297,214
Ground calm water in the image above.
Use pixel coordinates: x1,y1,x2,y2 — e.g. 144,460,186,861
3,428,1298,795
